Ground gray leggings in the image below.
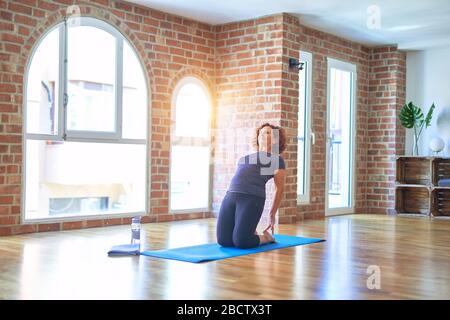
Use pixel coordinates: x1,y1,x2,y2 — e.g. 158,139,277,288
216,191,266,249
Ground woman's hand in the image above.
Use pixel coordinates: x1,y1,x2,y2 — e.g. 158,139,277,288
264,213,276,234
266,167,285,235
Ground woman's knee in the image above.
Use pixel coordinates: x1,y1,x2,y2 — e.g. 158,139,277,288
232,234,257,249
217,236,234,247
217,228,233,247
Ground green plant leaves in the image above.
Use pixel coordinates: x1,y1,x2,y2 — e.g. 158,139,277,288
399,102,436,156
399,102,423,129
425,103,435,128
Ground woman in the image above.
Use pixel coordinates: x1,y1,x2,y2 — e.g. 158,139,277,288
216,123,287,249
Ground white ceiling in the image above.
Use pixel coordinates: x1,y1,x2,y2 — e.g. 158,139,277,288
126,0,450,51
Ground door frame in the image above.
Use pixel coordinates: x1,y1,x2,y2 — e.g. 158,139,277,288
297,51,313,204
325,57,357,216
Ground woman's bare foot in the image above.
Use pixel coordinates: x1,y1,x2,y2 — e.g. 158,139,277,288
263,230,276,243
258,230,276,245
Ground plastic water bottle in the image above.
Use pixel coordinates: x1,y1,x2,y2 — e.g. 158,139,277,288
131,216,141,248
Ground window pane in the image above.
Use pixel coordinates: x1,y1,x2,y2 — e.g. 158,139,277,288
26,27,59,135
25,140,146,220
297,60,307,196
175,83,210,138
328,68,353,209
67,26,116,132
122,42,147,140
170,146,209,210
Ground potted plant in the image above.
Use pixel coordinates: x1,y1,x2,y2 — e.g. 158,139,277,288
399,102,435,156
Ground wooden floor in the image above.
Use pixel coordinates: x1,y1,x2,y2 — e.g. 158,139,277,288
0,214,449,299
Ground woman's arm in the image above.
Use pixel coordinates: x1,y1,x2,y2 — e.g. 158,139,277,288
269,168,286,217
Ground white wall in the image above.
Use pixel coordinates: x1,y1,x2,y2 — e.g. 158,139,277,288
406,47,450,156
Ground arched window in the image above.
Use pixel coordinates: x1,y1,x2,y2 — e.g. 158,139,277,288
170,77,211,212
24,18,148,221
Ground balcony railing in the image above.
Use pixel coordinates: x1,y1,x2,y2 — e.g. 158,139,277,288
329,139,341,195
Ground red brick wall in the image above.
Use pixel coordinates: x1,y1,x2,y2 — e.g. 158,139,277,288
0,0,216,235
212,19,406,222
367,46,406,214
213,14,301,229
279,14,302,223
212,17,372,223
0,0,407,236
213,14,284,229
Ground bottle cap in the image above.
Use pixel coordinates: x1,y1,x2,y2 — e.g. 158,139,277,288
132,216,141,223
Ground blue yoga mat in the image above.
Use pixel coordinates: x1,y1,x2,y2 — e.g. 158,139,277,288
140,234,324,263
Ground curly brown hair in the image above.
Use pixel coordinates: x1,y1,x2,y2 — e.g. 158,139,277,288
251,122,287,155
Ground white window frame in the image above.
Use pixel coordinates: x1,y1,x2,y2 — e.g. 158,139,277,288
169,76,212,214
325,57,357,216
22,17,149,224
297,51,313,204
64,17,124,140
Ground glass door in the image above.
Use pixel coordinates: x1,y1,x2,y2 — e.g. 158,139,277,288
326,58,357,215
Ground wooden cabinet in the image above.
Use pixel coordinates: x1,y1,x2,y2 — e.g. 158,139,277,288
395,156,450,218
431,187,450,217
